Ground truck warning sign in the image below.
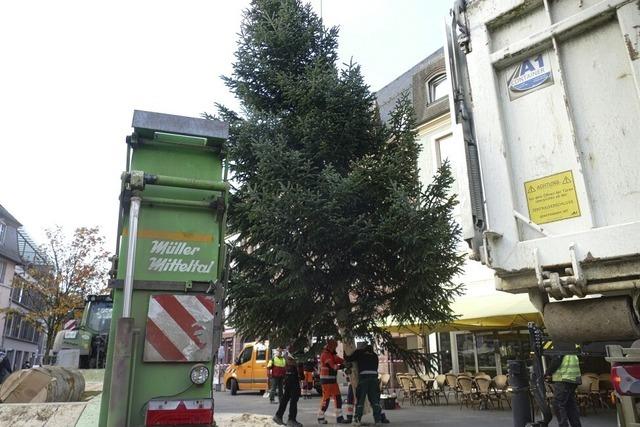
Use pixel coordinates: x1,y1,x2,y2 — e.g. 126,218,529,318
524,171,581,224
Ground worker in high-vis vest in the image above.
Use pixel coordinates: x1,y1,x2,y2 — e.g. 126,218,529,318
268,348,287,404
544,342,582,427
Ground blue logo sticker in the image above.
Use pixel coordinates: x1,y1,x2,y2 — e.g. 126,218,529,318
508,53,554,100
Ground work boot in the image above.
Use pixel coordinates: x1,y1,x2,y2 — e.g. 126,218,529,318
273,415,284,425
287,420,303,427
317,418,328,424
380,413,390,423
374,417,390,425
336,416,350,424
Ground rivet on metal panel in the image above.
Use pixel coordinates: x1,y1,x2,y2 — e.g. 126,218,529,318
185,280,193,292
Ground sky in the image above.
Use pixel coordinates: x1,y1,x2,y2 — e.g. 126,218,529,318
0,0,452,251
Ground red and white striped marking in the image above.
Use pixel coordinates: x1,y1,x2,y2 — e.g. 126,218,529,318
64,319,78,330
143,294,215,362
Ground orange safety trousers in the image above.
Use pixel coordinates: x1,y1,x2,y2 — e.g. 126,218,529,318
318,383,343,418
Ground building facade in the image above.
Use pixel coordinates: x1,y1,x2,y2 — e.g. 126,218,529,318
0,204,46,369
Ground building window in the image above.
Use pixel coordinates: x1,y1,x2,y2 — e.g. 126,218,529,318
427,74,448,103
10,315,21,338
0,260,6,284
0,222,6,245
4,313,13,335
3,313,39,343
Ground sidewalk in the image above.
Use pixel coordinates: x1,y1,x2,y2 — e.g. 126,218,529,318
213,389,616,427
0,382,615,426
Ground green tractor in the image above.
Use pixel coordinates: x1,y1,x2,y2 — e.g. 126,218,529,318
52,295,113,369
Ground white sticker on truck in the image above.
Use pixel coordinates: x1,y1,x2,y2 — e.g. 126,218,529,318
507,53,554,100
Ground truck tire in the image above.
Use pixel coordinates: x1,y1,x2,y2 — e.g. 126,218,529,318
230,379,238,395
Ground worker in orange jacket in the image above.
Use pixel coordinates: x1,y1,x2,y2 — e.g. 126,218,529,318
317,339,349,424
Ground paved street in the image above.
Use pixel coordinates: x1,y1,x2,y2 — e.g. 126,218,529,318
213,388,616,427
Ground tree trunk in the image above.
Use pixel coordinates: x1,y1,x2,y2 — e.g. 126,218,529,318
43,334,55,365
43,321,57,365
335,310,371,418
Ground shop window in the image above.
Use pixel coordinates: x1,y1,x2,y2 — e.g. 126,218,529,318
475,333,498,377
456,333,476,374
498,330,531,374
427,74,448,104
436,332,452,374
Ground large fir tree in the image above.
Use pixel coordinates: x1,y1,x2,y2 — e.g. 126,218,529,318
216,0,464,366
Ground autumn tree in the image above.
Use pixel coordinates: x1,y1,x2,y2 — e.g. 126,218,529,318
8,226,110,364
217,0,464,367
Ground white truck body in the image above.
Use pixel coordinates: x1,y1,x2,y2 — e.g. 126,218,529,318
446,0,640,341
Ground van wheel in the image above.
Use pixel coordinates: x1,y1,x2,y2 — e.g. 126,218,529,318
230,379,238,395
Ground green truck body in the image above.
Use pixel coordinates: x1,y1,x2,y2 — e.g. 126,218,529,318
99,111,228,427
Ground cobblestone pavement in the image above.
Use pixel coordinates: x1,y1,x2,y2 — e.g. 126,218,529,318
213,388,616,427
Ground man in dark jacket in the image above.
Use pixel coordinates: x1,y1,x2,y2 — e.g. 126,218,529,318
273,348,303,427
345,344,389,425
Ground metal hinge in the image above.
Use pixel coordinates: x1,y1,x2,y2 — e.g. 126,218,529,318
534,243,586,299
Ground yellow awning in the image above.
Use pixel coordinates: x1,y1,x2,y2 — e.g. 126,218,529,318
385,291,543,334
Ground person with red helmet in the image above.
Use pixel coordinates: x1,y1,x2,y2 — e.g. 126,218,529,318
317,339,349,424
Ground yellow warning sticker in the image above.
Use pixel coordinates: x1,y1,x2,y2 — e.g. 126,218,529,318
524,170,581,224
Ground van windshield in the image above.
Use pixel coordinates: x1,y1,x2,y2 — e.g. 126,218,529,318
238,346,253,365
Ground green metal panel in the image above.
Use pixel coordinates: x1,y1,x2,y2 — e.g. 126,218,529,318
100,111,227,427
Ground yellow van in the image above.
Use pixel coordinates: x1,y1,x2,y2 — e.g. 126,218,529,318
223,341,271,395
